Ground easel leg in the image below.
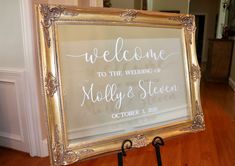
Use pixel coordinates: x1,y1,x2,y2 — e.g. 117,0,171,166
117,152,123,166
117,139,132,166
152,137,164,166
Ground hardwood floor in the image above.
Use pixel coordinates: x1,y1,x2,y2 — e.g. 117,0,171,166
1,82,235,166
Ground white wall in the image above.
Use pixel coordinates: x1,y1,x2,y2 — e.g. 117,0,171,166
0,0,47,157
0,0,27,151
48,0,78,5
0,1,24,68
153,0,189,13
111,0,135,9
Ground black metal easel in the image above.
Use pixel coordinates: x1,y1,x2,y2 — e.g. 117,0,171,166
152,136,165,166
117,136,164,166
117,139,132,166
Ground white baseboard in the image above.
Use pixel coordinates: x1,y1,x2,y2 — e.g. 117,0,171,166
0,135,26,152
0,131,22,142
40,139,48,157
229,77,235,92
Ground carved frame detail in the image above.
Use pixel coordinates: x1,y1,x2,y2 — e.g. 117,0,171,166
191,64,201,82
182,101,205,131
45,72,59,97
131,135,148,148
40,4,78,48
52,125,95,165
52,125,79,165
169,15,196,44
120,9,138,22
40,4,64,48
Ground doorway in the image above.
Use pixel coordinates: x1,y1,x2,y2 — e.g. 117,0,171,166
195,15,205,65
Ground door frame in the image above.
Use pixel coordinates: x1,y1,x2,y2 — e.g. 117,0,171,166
19,0,48,157
193,13,208,64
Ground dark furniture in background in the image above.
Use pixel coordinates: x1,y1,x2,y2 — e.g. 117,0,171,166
206,39,234,83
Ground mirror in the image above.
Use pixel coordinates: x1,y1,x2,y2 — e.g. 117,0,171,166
36,4,204,165
58,25,191,144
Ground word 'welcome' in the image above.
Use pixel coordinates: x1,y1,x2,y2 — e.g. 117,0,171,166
66,37,176,64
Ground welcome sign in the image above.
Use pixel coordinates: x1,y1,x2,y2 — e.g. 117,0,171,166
37,5,204,166
59,25,190,142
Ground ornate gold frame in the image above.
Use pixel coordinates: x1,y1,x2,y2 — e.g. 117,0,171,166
36,4,205,166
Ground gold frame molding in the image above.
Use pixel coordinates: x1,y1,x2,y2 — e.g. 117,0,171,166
36,4,205,166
